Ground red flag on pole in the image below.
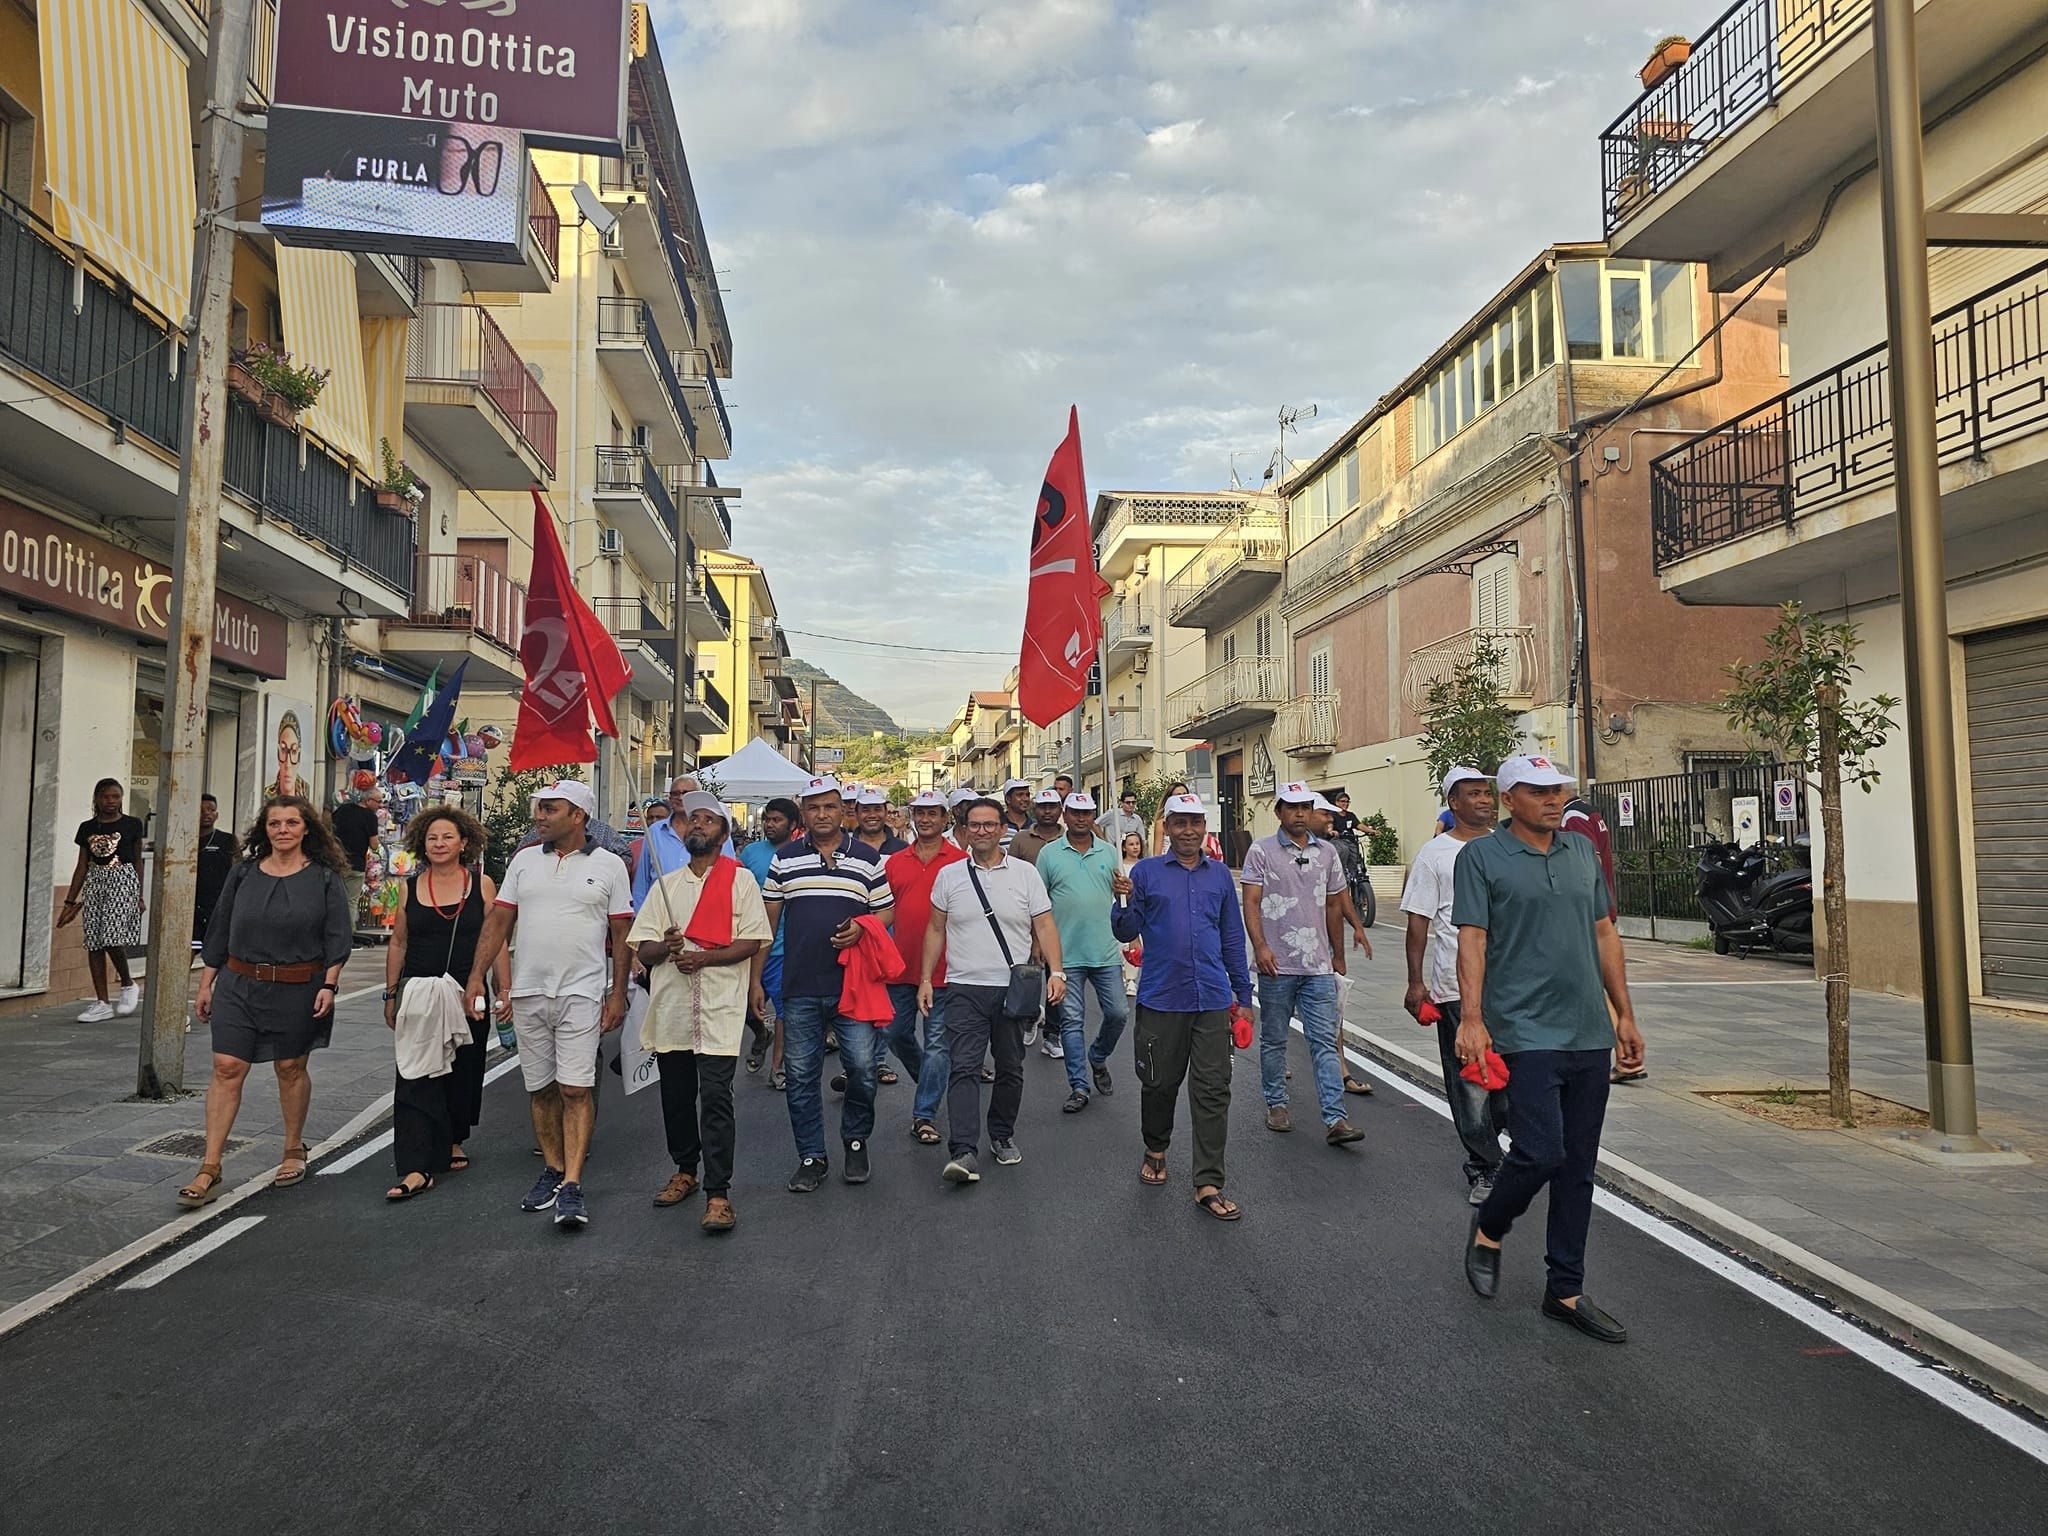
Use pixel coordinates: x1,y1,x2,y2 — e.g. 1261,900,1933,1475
1018,406,1108,727
509,490,633,768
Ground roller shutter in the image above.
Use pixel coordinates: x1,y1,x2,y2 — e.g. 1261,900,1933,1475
1967,620,2048,1003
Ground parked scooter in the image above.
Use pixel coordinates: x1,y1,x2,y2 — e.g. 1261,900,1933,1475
1694,839,1814,957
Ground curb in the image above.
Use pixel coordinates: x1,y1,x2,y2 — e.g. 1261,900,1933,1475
1339,1019,2048,1420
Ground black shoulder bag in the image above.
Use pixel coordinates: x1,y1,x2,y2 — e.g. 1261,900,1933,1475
966,861,1046,1021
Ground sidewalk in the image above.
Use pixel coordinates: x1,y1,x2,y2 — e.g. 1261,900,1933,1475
1340,934,2048,1413
0,972,404,1313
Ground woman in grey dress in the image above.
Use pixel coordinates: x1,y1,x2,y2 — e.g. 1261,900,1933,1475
177,795,354,1207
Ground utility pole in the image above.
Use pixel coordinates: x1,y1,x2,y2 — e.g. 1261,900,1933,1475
662,481,738,780
138,0,257,1098
1870,0,1996,1155
807,677,819,771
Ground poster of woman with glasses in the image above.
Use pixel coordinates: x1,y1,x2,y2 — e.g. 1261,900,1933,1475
265,699,311,802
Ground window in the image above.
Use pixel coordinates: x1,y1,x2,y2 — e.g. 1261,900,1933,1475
1473,553,1518,631
1254,612,1273,657
1308,647,1332,697
1535,281,1557,369
1412,275,1569,458
1221,633,1236,664
1476,330,1497,413
1559,258,1695,364
1562,262,1603,361
1337,449,1358,515
0,91,31,206
1777,309,1791,377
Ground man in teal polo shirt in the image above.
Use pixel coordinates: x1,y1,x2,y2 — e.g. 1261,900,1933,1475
1453,754,1645,1344
1036,792,1126,1112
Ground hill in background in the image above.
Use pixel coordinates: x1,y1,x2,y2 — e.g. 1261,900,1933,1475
783,659,903,738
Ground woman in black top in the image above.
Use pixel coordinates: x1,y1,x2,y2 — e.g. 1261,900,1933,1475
382,806,508,1199
56,779,147,1022
177,796,354,1207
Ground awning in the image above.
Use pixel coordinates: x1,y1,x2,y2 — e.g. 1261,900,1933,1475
277,244,375,470
37,0,197,326
361,315,409,471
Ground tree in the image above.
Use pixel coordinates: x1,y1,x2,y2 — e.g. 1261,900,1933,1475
1123,772,1181,829
888,783,912,807
481,762,584,880
1418,635,1524,784
1723,603,1898,1126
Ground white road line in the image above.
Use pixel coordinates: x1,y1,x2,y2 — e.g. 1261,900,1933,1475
1629,978,1815,988
316,1053,523,1177
1320,1028,2048,1467
116,1217,264,1291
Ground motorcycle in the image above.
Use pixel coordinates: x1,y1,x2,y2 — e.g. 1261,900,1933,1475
1331,831,1377,930
1694,839,1813,957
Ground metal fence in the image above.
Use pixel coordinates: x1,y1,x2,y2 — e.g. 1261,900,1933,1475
1591,760,1809,935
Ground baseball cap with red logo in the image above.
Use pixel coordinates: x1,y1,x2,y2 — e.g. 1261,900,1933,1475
800,774,844,801
1494,754,1575,794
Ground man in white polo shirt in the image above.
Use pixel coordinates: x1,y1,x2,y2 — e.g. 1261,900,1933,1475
465,780,634,1230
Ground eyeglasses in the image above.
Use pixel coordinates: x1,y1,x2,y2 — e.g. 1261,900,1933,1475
437,136,504,197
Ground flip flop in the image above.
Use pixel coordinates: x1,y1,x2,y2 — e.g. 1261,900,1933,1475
1343,1075,1374,1096
1195,1191,1242,1221
1611,1068,1649,1084
913,1120,942,1145
447,1150,470,1173
1139,1151,1168,1186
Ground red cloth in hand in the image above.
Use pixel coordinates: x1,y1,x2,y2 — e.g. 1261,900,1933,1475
1460,1048,1510,1092
1229,1005,1254,1050
837,914,905,1025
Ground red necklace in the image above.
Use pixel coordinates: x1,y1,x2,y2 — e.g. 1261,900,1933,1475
422,865,468,920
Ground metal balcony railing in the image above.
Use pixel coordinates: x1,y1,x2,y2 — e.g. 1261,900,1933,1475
598,153,700,338
693,674,730,726
1273,695,1340,757
665,467,732,543
1166,515,1286,625
679,350,733,449
527,158,560,281
596,296,696,450
1598,0,1874,236
407,303,558,473
1403,628,1537,715
408,555,525,652
1650,259,2048,568
1167,656,1287,737
590,598,676,675
1103,600,1152,651
1108,710,1152,753
691,566,733,633
594,445,680,539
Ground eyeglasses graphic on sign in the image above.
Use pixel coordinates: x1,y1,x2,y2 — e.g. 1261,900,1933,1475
438,135,504,196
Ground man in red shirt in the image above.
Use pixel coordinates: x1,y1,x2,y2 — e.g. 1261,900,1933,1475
885,791,968,1146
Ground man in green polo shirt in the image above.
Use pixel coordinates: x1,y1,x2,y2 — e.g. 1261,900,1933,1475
1453,754,1645,1344
1035,792,1127,1111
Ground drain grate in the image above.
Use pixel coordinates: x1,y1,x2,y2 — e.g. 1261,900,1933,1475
134,1132,249,1160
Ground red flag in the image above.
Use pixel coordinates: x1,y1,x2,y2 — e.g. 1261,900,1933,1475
509,491,633,768
1018,407,1108,727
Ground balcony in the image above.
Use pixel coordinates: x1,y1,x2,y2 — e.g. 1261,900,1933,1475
683,675,730,737
1649,260,2048,602
677,351,733,459
1108,709,1153,760
1273,695,1341,759
1093,492,1266,580
1103,600,1152,661
355,251,421,319
1167,515,1286,630
1597,0,2037,266
380,555,528,686
1167,656,1287,739
751,675,778,717
590,598,676,702
458,158,561,294
597,153,699,355
1403,629,1537,716
595,298,695,465
405,304,557,488
592,446,679,574
682,568,733,643
669,464,733,551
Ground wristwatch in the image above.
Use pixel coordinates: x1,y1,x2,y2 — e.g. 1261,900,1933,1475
1048,970,1066,981
380,987,398,1001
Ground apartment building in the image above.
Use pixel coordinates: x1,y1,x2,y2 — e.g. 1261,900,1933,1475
1279,244,1785,862
1593,0,2048,1003
698,549,802,765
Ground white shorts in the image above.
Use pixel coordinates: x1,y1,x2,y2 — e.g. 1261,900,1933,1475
513,994,602,1091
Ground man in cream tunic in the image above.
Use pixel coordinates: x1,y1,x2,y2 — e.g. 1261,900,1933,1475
629,791,771,1232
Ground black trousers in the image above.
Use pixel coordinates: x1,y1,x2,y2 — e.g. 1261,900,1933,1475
1134,1006,1232,1190
1476,1048,1612,1299
392,1018,488,1181
657,1050,739,1197
943,984,1025,1158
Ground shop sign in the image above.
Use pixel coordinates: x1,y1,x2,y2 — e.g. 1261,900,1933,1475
0,496,288,678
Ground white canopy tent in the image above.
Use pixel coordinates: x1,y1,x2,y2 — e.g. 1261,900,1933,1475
701,737,815,805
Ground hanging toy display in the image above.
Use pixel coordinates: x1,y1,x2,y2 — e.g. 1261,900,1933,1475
327,697,380,762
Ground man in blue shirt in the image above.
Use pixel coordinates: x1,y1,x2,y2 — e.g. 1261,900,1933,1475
634,775,735,909
739,797,798,1077
1111,792,1254,1220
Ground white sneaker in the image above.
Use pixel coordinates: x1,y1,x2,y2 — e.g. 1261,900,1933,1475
78,1000,116,1022
1041,1038,1062,1059
115,984,140,1016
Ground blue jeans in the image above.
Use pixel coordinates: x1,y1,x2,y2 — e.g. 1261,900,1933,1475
781,994,878,1161
1257,972,1345,1126
1058,965,1129,1095
887,983,950,1123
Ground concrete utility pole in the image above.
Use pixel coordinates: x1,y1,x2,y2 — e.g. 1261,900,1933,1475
654,482,737,779
807,677,819,771
138,0,257,1098
1870,0,1994,1154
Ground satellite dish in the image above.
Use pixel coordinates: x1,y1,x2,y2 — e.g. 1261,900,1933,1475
571,183,617,237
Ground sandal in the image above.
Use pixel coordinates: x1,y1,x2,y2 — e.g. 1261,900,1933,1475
913,1119,942,1145
978,1065,995,1084
176,1162,224,1209
273,1145,310,1187
1139,1151,1168,1186
1195,1191,1242,1221
385,1174,434,1202
1343,1075,1374,1096
447,1148,470,1172
878,1066,899,1086
1611,1068,1648,1084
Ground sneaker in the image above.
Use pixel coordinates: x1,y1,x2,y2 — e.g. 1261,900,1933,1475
991,1137,1021,1167
843,1140,870,1184
1092,1063,1114,1096
77,1000,115,1022
115,984,140,1016
1469,1173,1495,1207
786,1157,828,1194
1022,1018,1040,1048
520,1167,564,1211
942,1150,980,1184
553,1181,588,1228
1040,1038,1062,1059
1062,1090,1089,1114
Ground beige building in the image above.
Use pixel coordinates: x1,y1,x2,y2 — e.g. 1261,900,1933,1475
699,551,801,765
1594,0,2048,1003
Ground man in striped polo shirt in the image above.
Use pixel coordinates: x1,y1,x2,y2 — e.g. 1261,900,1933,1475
761,775,895,1192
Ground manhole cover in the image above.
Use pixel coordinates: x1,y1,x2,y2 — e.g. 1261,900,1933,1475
134,1132,248,1160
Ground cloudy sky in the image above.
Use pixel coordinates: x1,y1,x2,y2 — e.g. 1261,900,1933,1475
651,0,1678,728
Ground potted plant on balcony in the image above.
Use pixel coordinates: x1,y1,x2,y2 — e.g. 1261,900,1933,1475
239,342,329,428
374,437,424,514
1639,34,1691,90
227,350,264,406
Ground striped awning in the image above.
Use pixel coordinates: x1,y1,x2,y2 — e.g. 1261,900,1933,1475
277,245,375,470
37,0,197,327
361,315,409,469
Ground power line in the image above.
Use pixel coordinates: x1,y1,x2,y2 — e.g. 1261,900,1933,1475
777,625,1012,657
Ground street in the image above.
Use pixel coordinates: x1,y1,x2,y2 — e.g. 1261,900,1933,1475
3,1021,2043,1534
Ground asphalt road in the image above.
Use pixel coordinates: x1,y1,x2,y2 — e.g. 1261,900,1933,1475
3,1021,2044,1534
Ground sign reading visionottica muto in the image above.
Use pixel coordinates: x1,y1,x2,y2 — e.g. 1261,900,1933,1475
272,0,631,154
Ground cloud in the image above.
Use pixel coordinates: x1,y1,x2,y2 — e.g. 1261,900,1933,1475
652,0,1674,726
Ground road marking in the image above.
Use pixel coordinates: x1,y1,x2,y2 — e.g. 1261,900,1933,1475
116,1217,264,1291
1322,1028,2048,1468
317,1054,522,1177
1629,979,1815,988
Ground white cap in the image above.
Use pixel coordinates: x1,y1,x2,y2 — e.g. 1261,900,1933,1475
678,789,728,824
1495,754,1574,793
908,790,947,809
530,779,597,818
1311,793,1338,814
947,788,978,810
800,774,844,801
1064,791,1097,812
1160,792,1209,819
856,787,889,806
1441,765,1490,799
1274,781,1317,805
1000,777,1031,795
1033,787,1064,805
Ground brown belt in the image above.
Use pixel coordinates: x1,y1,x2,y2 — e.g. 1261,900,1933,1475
225,957,325,984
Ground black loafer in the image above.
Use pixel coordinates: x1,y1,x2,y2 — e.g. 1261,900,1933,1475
1092,1063,1113,1096
1464,1212,1500,1300
1542,1294,1626,1343
1062,1090,1089,1114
